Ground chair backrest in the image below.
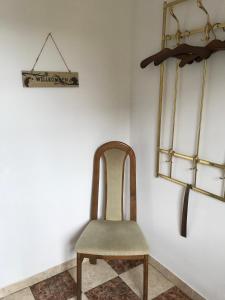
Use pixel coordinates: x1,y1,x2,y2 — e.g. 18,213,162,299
91,141,136,221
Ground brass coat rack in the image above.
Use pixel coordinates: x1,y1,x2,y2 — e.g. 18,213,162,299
141,0,225,237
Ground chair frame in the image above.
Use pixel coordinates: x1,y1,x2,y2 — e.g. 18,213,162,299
76,141,148,300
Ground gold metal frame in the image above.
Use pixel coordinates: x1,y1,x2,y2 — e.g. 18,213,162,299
156,0,225,203
165,0,225,41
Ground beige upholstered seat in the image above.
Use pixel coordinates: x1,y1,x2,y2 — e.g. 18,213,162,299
75,220,149,256
75,142,149,300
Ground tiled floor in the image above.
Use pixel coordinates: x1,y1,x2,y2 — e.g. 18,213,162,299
2,259,192,300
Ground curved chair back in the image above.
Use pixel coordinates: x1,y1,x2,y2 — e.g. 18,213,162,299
91,141,136,221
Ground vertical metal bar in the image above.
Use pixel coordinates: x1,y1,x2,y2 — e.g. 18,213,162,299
169,61,180,178
222,170,225,198
193,60,207,186
156,1,168,176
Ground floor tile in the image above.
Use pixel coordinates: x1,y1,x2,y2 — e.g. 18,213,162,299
2,288,35,300
69,260,117,292
68,294,88,300
30,271,76,300
120,264,174,299
106,259,143,275
153,286,192,300
85,277,140,300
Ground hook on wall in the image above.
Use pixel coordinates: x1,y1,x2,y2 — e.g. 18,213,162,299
197,0,216,40
197,0,210,24
169,7,182,44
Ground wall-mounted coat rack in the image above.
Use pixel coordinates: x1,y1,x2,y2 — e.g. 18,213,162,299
141,0,225,237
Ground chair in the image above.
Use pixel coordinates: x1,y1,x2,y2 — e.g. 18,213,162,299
75,141,149,300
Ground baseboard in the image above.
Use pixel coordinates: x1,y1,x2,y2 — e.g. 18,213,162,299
0,255,205,300
0,259,76,299
149,256,205,300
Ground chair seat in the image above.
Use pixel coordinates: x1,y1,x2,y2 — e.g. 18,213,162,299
75,220,149,256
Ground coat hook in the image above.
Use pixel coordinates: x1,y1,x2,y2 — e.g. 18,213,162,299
169,7,182,44
197,0,210,24
197,0,216,40
165,158,172,163
164,149,174,163
189,156,198,171
213,22,225,33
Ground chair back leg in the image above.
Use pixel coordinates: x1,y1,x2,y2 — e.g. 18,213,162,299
77,253,83,300
143,255,149,300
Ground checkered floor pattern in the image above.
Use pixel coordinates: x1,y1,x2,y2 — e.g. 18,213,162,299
2,259,192,300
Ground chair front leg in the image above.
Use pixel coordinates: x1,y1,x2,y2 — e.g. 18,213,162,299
143,255,149,300
77,253,83,300
89,256,97,265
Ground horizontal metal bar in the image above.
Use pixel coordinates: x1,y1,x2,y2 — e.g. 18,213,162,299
159,173,187,186
166,0,188,8
165,22,225,41
159,148,225,169
199,159,225,169
174,152,193,161
158,173,225,202
159,148,194,161
160,148,193,161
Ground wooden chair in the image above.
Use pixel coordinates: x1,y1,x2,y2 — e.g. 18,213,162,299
75,141,149,300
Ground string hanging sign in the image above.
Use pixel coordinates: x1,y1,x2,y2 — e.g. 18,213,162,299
22,33,79,88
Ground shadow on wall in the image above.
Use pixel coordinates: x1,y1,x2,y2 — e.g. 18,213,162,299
67,221,89,258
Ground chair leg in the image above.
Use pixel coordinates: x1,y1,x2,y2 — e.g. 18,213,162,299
89,256,97,265
143,255,149,300
77,253,83,300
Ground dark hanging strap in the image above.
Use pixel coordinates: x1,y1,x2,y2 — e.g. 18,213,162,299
181,184,192,238
31,33,71,73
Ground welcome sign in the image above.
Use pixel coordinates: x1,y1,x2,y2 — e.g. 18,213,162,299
22,71,79,88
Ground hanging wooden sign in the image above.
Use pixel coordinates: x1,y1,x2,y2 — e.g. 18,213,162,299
22,33,79,88
22,71,79,88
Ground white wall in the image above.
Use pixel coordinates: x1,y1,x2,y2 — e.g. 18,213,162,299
0,0,133,288
130,1,225,299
